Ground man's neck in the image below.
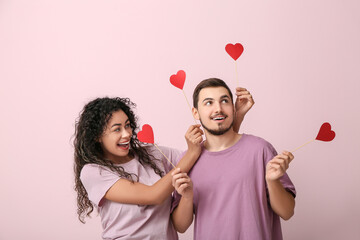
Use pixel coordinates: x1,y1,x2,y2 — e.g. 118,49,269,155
203,129,242,152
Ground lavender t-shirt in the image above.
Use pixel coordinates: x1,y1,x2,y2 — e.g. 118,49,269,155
80,145,181,240
172,134,296,240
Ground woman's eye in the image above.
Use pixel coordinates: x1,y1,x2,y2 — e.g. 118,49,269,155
125,124,131,129
114,128,120,132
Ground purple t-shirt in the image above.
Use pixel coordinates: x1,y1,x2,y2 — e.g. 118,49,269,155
80,145,181,240
172,134,296,240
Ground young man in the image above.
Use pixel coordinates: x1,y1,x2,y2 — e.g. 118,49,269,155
171,78,296,240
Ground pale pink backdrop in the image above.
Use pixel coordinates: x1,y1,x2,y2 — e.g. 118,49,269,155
1,0,359,239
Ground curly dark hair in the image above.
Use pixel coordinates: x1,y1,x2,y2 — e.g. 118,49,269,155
73,97,164,223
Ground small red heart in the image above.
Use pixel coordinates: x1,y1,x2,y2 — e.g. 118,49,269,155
137,124,154,144
225,43,244,61
170,70,186,90
316,122,335,142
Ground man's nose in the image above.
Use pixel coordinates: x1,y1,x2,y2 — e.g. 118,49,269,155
213,101,222,113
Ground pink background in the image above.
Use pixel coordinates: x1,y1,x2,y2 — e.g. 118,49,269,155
1,1,359,239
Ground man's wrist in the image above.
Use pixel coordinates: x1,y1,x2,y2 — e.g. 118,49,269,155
182,193,194,201
266,178,281,186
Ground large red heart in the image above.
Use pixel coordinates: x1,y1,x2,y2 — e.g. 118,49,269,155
316,122,335,142
225,43,244,61
170,70,186,90
137,124,154,144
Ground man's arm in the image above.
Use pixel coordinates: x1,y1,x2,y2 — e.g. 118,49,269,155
233,87,254,132
266,151,295,220
171,169,194,233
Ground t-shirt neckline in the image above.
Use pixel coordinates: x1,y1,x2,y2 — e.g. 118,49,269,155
201,133,247,156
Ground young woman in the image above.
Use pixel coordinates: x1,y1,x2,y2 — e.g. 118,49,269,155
73,88,252,239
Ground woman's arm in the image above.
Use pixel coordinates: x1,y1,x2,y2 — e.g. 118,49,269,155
104,125,203,205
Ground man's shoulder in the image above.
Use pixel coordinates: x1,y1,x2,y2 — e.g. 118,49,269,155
242,133,272,147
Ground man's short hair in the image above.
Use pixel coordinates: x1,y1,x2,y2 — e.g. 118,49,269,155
193,78,234,108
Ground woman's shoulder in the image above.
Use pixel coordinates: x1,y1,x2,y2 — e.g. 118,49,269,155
80,163,113,181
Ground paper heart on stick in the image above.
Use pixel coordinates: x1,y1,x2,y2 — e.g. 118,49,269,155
225,43,244,61
137,124,177,169
170,70,186,90
137,124,154,144
316,122,335,142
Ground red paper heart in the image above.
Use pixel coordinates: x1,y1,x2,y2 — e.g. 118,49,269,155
137,124,154,144
316,122,335,142
225,43,244,61
170,70,186,90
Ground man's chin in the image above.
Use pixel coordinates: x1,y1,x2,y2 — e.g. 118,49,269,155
201,123,233,136
207,128,231,136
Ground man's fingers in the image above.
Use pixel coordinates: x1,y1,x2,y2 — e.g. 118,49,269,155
177,183,191,193
190,127,203,136
269,157,288,172
187,125,204,137
187,124,201,134
268,162,285,173
175,177,191,186
235,91,250,96
277,154,291,167
174,177,192,190
282,151,294,162
171,168,181,176
172,172,187,186
236,94,253,101
235,87,247,92
271,157,289,170
173,172,188,180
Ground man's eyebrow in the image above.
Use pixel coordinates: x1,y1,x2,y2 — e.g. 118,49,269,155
111,119,129,128
220,95,230,99
202,97,214,103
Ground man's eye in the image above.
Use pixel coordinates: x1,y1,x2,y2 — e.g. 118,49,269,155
222,99,229,103
205,101,212,106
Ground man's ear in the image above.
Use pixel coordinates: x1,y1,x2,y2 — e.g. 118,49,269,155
192,107,200,120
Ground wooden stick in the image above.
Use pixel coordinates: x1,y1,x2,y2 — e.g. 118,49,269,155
235,61,239,87
182,89,197,124
291,139,315,153
154,143,176,169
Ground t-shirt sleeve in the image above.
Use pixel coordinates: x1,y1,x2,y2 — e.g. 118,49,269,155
263,141,296,198
80,164,120,206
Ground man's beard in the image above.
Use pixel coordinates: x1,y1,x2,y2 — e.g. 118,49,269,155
200,118,234,136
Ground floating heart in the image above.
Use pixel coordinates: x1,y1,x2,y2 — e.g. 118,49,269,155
137,124,154,144
170,70,186,90
316,122,335,142
225,43,244,61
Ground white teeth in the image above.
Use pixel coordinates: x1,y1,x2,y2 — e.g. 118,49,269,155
213,117,225,120
118,141,130,145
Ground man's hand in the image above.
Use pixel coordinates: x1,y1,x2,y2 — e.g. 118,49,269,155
266,151,294,182
185,124,203,156
234,87,254,117
172,168,193,199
